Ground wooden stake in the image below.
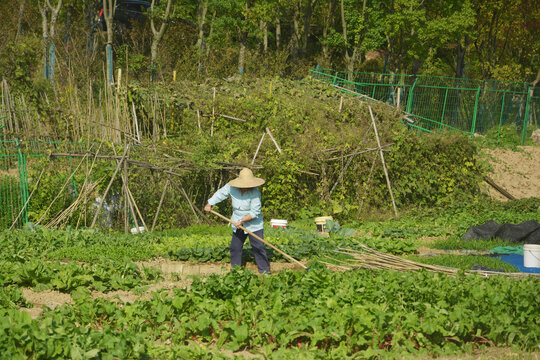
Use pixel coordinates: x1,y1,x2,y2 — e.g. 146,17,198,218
483,176,516,200
90,144,130,228
211,87,216,136
210,209,307,270
196,109,201,129
131,102,141,143
368,106,398,217
251,132,266,165
125,181,147,232
265,127,281,153
339,96,343,113
151,179,170,232
167,174,205,224
116,68,122,92
173,70,176,82
123,157,130,233
359,151,379,214
329,153,355,196
150,170,174,229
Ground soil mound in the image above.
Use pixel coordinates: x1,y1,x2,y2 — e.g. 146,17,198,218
482,146,540,201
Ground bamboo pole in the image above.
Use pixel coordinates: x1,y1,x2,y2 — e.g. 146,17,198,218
359,151,379,214
126,182,147,231
36,150,92,225
211,87,216,136
150,170,174,229
265,127,282,153
151,179,169,232
90,144,130,228
167,174,202,223
251,132,265,165
209,209,307,270
368,106,398,217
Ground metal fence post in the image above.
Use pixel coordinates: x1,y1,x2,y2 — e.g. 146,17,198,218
521,87,532,145
440,88,449,129
470,87,481,137
406,78,418,114
14,138,29,225
333,71,339,85
497,91,507,141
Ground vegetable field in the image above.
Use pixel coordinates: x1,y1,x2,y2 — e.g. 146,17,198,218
1,198,539,359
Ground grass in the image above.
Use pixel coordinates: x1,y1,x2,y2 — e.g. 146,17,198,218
431,238,516,250
405,254,519,273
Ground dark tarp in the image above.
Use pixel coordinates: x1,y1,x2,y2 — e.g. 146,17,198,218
462,220,540,244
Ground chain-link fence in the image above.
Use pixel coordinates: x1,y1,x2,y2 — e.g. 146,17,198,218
310,68,539,144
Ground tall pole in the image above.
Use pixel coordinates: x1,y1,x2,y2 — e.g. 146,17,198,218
368,106,398,217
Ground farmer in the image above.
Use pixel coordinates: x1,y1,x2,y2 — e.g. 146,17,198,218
204,168,271,274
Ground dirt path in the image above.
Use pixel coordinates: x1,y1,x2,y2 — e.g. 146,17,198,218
19,260,305,319
482,146,540,201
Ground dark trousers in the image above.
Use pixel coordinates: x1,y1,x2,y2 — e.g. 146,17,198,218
231,228,270,274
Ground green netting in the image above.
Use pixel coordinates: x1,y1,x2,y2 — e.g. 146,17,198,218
0,139,93,229
310,69,538,144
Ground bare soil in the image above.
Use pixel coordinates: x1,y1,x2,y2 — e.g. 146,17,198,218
482,146,540,201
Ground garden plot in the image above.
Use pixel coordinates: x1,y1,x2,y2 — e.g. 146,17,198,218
1,199,540,358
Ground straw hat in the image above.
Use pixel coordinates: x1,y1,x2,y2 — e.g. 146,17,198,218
228,168,265,188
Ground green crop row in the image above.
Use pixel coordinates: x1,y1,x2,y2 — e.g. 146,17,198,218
1,268,539,359
0,224,417,265
0,259,162,294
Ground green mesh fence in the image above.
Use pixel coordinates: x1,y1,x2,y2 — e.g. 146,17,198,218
310,69,538,144
0,139,91,229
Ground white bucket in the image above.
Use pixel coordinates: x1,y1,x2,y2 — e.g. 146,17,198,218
270,219,288,228
524,244,540,268
130,226,146,234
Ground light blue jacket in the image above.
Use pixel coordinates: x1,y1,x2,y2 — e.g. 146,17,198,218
208,184,263,232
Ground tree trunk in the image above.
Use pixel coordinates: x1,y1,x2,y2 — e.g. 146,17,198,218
340,0,366,80
532,68,540,88
38,0,62,81
206,11,216,57
302,0,315,57
291,1,302,58
103,0,115,84
275,16,281,50
38,1,49,79
321,0,336,65
16,1,25,39
65,5,73,44
238,41,246,74
150,0,172,81
260,20,268,53
196,0,208,51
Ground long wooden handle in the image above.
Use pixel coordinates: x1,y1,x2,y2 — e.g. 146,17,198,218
209,209,307,270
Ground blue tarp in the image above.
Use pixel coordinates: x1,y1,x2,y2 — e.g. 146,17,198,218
498,254,540,274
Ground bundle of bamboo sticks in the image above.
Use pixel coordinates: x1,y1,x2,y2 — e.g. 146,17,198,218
323,242,540,279
44,180,102,229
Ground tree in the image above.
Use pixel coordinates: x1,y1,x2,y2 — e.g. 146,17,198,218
38,0,63,80
471,0,539,81
316,0,337,65
338,0,384,78
102,0,116,84
150,0,173,81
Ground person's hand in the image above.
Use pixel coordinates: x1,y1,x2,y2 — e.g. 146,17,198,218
234,220,243,228
204,204,212,212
